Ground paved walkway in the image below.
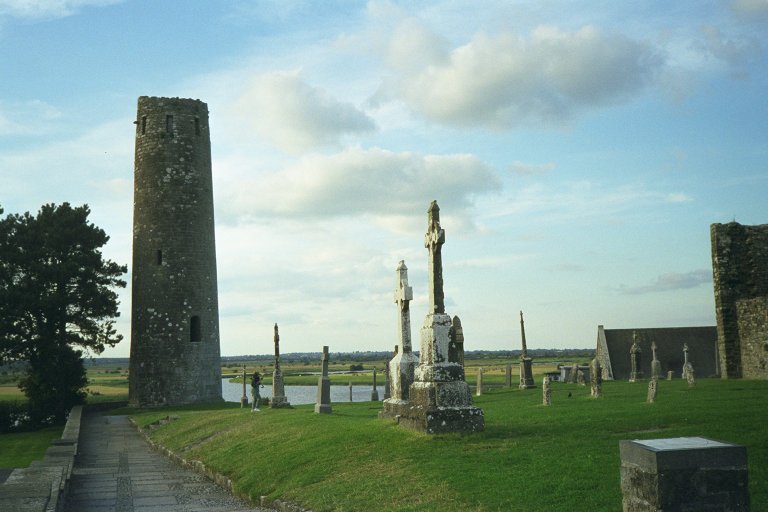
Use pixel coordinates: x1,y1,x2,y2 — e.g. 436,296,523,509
64,411,267,512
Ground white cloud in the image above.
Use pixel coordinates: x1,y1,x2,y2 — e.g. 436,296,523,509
509,161,556,176
619,269,712,295
217,147,501,231
375,23,662,128
0,99,62,136
731,0,768,18
229,70,376,153
0,0,121,19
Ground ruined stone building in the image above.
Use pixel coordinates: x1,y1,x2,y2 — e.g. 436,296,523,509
595,326,718,380
711,222,768,379
128,97,222,406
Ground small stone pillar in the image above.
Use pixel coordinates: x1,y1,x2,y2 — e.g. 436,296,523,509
686,366,696,387
505,364,512,387
629,331,643,382
667,370,674,381
518,311,536,389
542,375,552,406
620,437,749,511
349,381,353,402
646,378,658,403
590,357,602,398
271,323,290,408
383,359,391,400
476,367,483,396
650,341,661,380
315,346,332,414
240,366,249,408
371,367,379,401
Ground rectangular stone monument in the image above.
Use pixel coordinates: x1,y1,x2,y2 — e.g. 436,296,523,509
315,346,332,414
505,364,512,387
620,437,749,511
476,367,483,396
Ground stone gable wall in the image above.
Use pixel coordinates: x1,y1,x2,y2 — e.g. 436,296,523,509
711,221,768,379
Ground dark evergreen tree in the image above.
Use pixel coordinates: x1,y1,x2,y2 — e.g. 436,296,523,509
0,203,126,425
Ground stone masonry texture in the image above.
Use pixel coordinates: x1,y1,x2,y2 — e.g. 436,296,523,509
129,97,222,406
711,222,768,379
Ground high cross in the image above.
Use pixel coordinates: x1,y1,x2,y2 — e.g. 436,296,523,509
394,260,414,352
424,200,446,314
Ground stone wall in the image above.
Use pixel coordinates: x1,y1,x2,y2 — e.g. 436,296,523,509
711,222,768,379
129,97,222,406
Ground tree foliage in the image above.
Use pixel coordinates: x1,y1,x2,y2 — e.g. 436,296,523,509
0,203,126,424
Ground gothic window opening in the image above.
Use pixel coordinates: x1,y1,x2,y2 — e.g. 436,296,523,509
190,316,201,342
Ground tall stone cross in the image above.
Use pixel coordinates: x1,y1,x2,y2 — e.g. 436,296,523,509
424,200,446,314
394,260,414,353
520,310,528,359
274,323,281,370
683,343,689,365
651,341,658,361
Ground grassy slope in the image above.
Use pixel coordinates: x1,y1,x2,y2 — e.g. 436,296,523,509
0,426,63,468
131,379,767,512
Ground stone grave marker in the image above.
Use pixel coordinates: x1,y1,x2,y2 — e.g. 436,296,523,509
476,367,483,396
315,345,332,414
646,378,658,403
371,367,379,401
650,341,662,380
620,437,749,511
590,357,603,398
271,323,290,408
629,331,643,382
542,375,552,406
518,311,536,389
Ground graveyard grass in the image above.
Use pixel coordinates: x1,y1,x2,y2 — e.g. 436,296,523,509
128,378,768,512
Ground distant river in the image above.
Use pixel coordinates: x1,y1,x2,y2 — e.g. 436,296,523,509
221,379,383,405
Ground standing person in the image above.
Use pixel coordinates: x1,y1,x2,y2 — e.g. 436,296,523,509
251,371,262,412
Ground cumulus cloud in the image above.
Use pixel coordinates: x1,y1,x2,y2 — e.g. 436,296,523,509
509,161,556,176
230,71,376,153
619,269,712,295
731,0,768,18
218,147,501,230
0,0,121,19
0,99,62,136
375,23,662,128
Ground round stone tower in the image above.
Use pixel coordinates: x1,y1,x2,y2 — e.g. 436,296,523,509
129,96,222,406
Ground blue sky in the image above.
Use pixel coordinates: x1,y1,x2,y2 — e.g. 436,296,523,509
1,0,766,357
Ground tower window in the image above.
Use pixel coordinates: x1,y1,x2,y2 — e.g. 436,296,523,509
195,117,200,135
190,316,201,342
166,115,174,135
155,249,162,265
141,116,147,134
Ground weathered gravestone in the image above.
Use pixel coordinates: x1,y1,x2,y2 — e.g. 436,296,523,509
315,346,332,414
519,311,536,389
380,262,420,420
542,375,552,406
650,341,662,380
371,368,379,401
383,351,392,400
620,437,749,511
271,323,291,408
590,357,603,398
476,367,483,396
392,201,484,433
240,365,249,407
686,366,696,387
646,378,658,403
505,364,512,387
667,370,674,380
629,331,643,383
683,343,694,385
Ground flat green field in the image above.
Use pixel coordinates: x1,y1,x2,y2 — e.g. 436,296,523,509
0,426,63,468
129,378,768,511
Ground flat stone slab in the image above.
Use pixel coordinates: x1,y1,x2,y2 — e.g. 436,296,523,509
63,411,270,512
620,436,747,471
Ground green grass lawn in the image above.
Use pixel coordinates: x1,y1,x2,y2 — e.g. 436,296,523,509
0,425,63,468
129,378,768,511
